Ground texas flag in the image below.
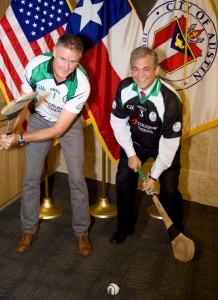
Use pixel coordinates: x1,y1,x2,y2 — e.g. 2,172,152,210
66,0,143,162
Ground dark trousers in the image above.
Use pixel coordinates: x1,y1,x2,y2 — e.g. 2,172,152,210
115,143,183,233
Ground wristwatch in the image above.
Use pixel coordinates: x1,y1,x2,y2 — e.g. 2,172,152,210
17,133,25,146
149,175,156,181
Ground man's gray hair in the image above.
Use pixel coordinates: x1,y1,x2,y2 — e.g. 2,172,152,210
56,34,84,55
130,46,159,69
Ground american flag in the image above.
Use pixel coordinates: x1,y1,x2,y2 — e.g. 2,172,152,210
0,0,71,101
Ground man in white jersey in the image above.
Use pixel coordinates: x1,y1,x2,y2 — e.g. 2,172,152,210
1,34,92,255
110,46,184,244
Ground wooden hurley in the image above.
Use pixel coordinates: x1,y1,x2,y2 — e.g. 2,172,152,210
0,92,38,150
1,92,38,135
137,167,195,262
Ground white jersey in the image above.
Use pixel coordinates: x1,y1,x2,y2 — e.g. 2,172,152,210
22,53,90,122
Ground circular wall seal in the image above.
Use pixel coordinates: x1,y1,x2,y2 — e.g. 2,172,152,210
143,1,217,91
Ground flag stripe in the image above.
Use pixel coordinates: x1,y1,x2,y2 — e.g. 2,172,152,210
57,25,66,36
66,0,143,161
82,41,121,161
30,40,43,57
1,16,29,68
1,10,28,66
102,11,142,79
0,68,14,101
44,33,55,52
0,26,27,77
0,0,71,101
0,40,22,94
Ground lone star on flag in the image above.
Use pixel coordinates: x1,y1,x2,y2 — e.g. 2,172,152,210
74,0,104,31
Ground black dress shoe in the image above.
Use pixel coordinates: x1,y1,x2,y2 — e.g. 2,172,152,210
111,230,134,244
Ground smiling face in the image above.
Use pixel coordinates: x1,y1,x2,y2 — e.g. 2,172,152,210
131,55,159,90
53,45,81,82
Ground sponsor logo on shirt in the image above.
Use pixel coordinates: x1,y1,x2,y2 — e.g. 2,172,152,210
137,122,158,134
130,118,138,125
51,88,60,94
48,103,62,113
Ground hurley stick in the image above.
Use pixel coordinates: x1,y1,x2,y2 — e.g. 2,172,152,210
137,167,195,262
0,92,38,150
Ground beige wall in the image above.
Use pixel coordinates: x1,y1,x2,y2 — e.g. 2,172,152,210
58,122,218,207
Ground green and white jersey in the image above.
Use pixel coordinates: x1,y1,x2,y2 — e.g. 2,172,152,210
22,53,90,122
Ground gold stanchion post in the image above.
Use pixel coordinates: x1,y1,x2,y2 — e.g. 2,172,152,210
39,155,64,219
90,148,117,218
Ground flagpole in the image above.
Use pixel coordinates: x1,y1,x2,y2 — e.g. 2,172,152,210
183,0,189,92
90,147,117,218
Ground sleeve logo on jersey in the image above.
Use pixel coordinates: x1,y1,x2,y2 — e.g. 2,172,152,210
173,122,181,132
63,95,68,104
76,102,85,111
149,112,157,122
36,84,46,91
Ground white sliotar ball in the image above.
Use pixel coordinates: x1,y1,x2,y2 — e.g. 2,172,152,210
107,283,120,295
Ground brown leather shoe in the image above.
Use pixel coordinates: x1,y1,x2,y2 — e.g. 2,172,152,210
76,235,93,256
17,232,38,252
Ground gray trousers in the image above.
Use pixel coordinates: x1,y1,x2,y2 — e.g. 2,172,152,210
20,114,90,236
